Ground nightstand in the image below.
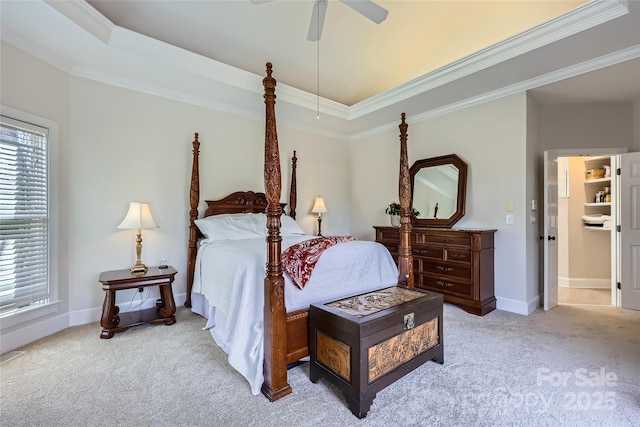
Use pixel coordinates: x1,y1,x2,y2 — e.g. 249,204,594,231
99,266,177,339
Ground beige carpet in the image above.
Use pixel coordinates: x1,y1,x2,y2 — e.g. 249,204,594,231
1,303,639,426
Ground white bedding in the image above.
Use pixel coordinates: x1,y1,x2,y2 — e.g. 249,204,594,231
191,235,398,395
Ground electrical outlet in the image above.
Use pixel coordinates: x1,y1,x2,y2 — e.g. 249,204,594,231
506,214,514,225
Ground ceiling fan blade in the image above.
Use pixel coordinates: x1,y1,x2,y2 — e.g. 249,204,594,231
340,0,388,24
307,0,328,42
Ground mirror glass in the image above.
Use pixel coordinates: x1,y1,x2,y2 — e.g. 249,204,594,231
410,154,467,228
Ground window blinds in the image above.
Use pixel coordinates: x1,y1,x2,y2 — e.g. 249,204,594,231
0,117,49,315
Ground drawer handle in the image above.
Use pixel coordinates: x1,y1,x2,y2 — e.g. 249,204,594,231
440,238,451,243
450,254,466,260
413,249,429,255
436,265,454,272
436,281,454,288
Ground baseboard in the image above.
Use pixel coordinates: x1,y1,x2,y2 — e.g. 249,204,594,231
0,312,69,355
496,296,537,315
1,291,187,354
558,277,610,289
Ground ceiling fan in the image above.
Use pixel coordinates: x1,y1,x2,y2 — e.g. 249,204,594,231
252,0,389,42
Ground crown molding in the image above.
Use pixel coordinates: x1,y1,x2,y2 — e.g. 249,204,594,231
0,27,73,73
71,64,265,122
108,26,351,120
71,63,351,141
348,0,630,119
44,0,113,45
348,45,640,142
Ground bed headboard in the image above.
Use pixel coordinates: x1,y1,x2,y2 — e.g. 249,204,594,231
203,191,268,217
203,191,288,217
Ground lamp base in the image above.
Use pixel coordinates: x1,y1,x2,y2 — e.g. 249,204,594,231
130,263,148,274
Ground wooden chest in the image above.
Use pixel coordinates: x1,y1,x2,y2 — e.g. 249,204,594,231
374,226,496,316
309,286,444,418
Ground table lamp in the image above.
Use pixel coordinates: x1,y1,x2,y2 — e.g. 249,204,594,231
311,196,327,236
118,202,158,273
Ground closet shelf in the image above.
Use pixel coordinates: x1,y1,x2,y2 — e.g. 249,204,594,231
584,226,612,231
584,177,611,184
584,202,611,207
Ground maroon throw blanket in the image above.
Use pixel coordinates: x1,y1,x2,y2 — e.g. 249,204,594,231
282,236,356,289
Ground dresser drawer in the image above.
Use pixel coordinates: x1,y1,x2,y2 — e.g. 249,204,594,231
423,260,471,280
412,246,443,260
444,249,471,264
377,227,400,243
420,275,472,298
425,234,471,247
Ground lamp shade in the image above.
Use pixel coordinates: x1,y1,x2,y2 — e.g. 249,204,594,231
117,202,158,230
311,196,327,214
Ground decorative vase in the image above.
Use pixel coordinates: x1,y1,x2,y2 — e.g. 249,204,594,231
390,215,401,227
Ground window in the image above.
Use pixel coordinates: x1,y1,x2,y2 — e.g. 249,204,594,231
0,110,57,319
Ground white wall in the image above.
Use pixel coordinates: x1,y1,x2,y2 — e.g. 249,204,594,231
350,93,531,313
540,102,635,151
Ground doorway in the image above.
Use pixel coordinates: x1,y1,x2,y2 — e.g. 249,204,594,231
542,148,627,311
557,155,614,306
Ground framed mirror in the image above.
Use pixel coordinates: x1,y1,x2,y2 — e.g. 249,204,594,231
410,154,467,228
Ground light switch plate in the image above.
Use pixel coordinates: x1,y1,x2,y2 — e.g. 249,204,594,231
506,201,515,212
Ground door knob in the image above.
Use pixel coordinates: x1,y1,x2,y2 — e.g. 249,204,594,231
548,235,556,241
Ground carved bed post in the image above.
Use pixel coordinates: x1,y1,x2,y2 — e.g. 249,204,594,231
261,63,292,401
186,133,200,307
289,151,297,219
398,113,414,288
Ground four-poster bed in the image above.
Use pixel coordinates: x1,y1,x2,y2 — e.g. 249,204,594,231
186,63,423,401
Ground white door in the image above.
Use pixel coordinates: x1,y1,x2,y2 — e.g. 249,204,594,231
619,152,640,310
543,151,559,310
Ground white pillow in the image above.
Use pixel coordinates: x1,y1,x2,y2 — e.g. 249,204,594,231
280,215,306,235
195,213,264,241
247,213,306,236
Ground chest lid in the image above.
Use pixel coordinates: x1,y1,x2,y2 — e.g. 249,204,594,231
325,286,439,320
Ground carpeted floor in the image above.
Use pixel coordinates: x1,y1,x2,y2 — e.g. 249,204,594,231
1,303,638,426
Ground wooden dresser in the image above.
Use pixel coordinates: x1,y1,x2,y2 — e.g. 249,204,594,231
374,226,496,316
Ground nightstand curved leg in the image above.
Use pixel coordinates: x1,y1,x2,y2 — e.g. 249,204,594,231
157,283,176,324
100,290,119,339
